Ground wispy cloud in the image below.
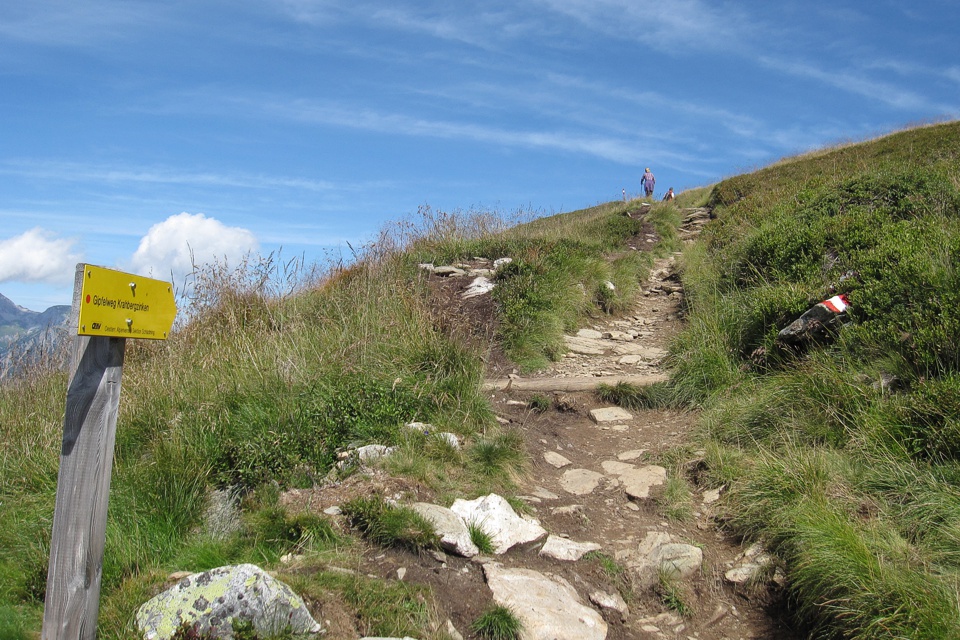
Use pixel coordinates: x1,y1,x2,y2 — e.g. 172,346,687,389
0,160,387,193
0,0,166,47
256,97,691,165
758,55,941,112
530,0,755,54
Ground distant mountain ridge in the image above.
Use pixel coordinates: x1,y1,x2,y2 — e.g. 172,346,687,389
0,293,72,379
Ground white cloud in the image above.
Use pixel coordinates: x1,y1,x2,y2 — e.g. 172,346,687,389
0,228,82,285
128,213,259,283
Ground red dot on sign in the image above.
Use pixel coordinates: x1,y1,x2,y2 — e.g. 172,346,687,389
86,295,91,303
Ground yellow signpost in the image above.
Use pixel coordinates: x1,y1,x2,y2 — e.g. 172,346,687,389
77,264,178,339
43,264,177,640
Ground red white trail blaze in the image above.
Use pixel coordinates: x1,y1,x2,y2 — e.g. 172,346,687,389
822,294,850,313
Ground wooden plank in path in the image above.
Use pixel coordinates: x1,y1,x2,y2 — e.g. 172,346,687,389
482,373,668,392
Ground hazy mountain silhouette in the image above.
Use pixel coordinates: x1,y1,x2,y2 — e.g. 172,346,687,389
0,294,72,379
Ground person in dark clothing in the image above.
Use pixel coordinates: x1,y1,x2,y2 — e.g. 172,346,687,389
663,187,675,202
641,168,656,198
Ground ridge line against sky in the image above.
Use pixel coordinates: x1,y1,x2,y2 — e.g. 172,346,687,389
1,0,958,311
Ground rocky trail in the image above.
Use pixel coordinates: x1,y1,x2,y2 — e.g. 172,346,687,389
479,257,797,640
285,207,801,640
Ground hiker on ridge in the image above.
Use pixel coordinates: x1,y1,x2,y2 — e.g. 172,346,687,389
641,168,656,198
663,187,675,202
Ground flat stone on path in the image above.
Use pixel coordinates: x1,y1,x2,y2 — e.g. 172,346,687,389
482,563,608,640
564,336,608,355
620,465,667,500
612,344,667,359
600,460,636,476
433,266,466,277
532,486,559,500
560,468,604,495
649,543,703,578
544,451,572,468
702,488,722,504
576,329,604,339
538,535,601,561
589,407,633,423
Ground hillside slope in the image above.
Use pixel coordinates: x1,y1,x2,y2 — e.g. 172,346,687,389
669,120,960,639
2,122,959,640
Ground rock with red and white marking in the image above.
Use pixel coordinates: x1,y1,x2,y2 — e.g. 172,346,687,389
777,294,851,346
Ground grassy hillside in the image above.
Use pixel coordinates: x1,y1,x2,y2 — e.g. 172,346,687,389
0,200,680,638
667,121,960,639
3,120,958,639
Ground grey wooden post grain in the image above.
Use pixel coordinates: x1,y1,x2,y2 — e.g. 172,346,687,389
42,264,126,640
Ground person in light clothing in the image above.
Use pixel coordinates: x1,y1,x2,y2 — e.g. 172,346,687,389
641,168,656,198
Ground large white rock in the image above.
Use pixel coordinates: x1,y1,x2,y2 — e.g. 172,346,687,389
462,276,495,299
355,444,396,463
450,494,546,554
411,502,479,557
433,266,466,277
136,564,322,640
482,564,607,640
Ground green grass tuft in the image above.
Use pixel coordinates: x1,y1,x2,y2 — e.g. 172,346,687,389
341,496,439,552
528,393,552,413
467,521,496,554
470,604,523,640
656,566,693,618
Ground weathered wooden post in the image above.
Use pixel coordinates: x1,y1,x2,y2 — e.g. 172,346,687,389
42,264,177,640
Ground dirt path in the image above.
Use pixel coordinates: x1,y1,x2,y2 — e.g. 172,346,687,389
469,208,801,639
304,209,801,639
481,250,799,639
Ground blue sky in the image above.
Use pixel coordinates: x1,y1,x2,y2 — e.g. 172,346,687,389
1,0,958,311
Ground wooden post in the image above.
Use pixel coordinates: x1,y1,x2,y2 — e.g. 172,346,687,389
42,265,126,640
